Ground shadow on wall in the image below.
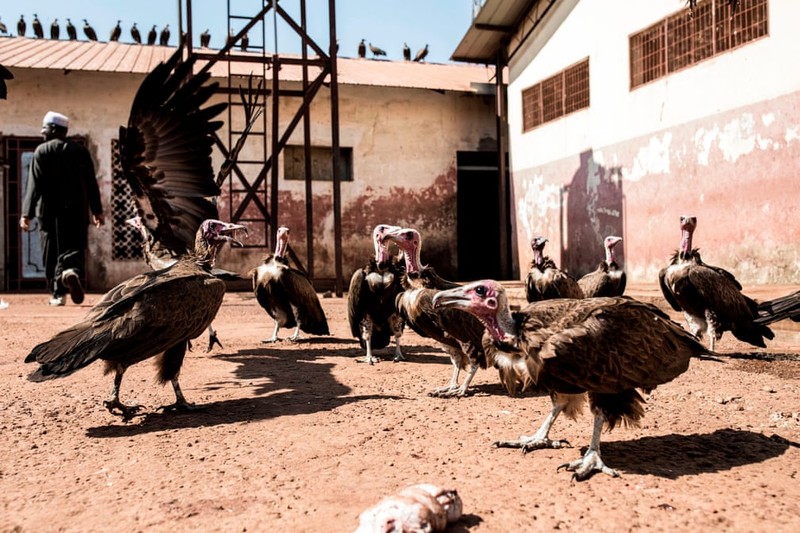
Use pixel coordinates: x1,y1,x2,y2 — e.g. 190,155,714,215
561,149,625,277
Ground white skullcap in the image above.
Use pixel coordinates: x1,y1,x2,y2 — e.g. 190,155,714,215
42,111,70,129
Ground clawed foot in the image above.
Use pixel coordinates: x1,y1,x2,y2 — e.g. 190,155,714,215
557,449,619,481
261,337,280,344
392,352,406,362
157,401,204,414
493,437,572,453
428,387,469,398
358,355,381,365
103,399,143,421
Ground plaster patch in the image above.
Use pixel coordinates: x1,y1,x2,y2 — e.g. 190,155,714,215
693,125,719,166
761,112,775,127
785,126,800,144
719,113,756,163
627,132,672,182
516,174,561,240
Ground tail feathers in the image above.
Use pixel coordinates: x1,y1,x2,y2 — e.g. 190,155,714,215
756,290,800,325
732,321,774,348
298,303,330,335
25,324,111,381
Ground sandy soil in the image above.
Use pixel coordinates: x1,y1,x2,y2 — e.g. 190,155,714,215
2,282,800,533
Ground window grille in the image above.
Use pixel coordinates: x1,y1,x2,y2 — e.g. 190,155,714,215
111,139,143,260
522,58,590,132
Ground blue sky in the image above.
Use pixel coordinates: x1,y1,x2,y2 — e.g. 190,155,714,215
2,1,476,64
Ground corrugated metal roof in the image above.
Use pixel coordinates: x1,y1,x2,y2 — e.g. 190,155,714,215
451,0,540,64
0,36,496,93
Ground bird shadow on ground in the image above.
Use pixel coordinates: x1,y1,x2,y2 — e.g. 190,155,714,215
221,343,448,365
722,351,800,362
449,514,484,531
593,428,796,479
85,349,410,438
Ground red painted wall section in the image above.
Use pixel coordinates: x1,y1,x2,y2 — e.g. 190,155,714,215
514,91,800,284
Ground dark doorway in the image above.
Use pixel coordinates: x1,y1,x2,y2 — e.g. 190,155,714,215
3,136,47,291
456,151,503,281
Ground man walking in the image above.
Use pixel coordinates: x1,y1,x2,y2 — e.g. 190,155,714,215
20,111,104,306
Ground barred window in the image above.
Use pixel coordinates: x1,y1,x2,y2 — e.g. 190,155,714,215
111,139,143,260
522,58,589,132
630,0,768,90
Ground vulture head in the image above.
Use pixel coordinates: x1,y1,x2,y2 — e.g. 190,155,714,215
678,215,697,259
433,280,514,343
604,235,622,263
530,236,548,266
382,227,421,272
274,226,290,258
372,224,402,263
196,219,247,265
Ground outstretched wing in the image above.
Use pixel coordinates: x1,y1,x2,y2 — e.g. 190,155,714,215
119,47,226,256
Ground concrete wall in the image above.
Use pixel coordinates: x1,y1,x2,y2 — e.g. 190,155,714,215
0,67,496,290
507,0,800,284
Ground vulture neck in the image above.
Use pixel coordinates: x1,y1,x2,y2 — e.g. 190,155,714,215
274,236,288,259
485,298,519,345
679,228,694,260
374,239,391,264
605,243,617,265
532,247,545,267
402,244,423,274
191,236,217,268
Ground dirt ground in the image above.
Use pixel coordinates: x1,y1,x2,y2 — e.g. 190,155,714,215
2,282,800,533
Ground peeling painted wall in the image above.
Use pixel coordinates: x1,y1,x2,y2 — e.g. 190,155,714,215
508,0,800,284
0,68,495,289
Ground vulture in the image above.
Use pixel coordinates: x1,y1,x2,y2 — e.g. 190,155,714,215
50,19,59,40
432,279,715,480
369,42,387,58
525,236,584,302
130,22,141,44
159,24,170,46
0,18,7,35
119,46,260,350
578,235,626,297
110,20,122,42
659,215,773,351
240,32,249,52
17,15,25,37
347,224,406,364
755,290,800,326
357,38,366,58
252,226,330,343
200,29,211,48
402,42,411,61
383,227,490,397
413,44,429,62
147,25,157,45
0,64,13,100
32,14,43,39
83,19,98,41
66,19,77,41
25,219,245,420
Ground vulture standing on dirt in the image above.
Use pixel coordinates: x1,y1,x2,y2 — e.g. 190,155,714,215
433,279,715,480
383,227,490,397
578,235,626,297
347,224,406,364
25,219,245,420
525,236,584,302
755,290,800,326
252,226,330,343
658,215,773,351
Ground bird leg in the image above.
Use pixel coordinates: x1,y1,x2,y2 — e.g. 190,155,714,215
494,399,571,452
103,370,142,421
429,354,461,397
261,320,281,343
557,413,620,481
206,324,223,352
360,322,380,365
158,378,202,413
392,334,405,362
287,325,302,342
390,315,405,362
435,362,480,398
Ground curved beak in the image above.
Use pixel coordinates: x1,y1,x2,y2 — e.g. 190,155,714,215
219,223,248,248
432,286,470,309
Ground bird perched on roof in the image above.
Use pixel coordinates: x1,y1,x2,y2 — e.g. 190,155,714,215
578,235,626,297
130,22,141,44
147,24,157,45
32,14,43,39
414,44,429,62
658,215,774,351
240,32,249,52
369,42,386,58
25,219,245,421
755,289,800,326
402,42,411,61
347,224,406,364
383,227,491,397
525,236,584,302
433,279,716,480
200,28,211,48
110,20,122,42
0,64,13,100
0,17,7,35
83,19,97,41
252,226,330,343
17,15,25,37
357,38,366,58
66,19,77,41
50,18,59,40
159,24,170,46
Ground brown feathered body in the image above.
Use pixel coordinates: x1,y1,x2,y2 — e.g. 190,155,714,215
755,289,800,325
384,227,490,396
578,236,626,297
525,237,584,302
658,216,773,350
253,227,329,341
433,280,714,479
347,225,406,363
